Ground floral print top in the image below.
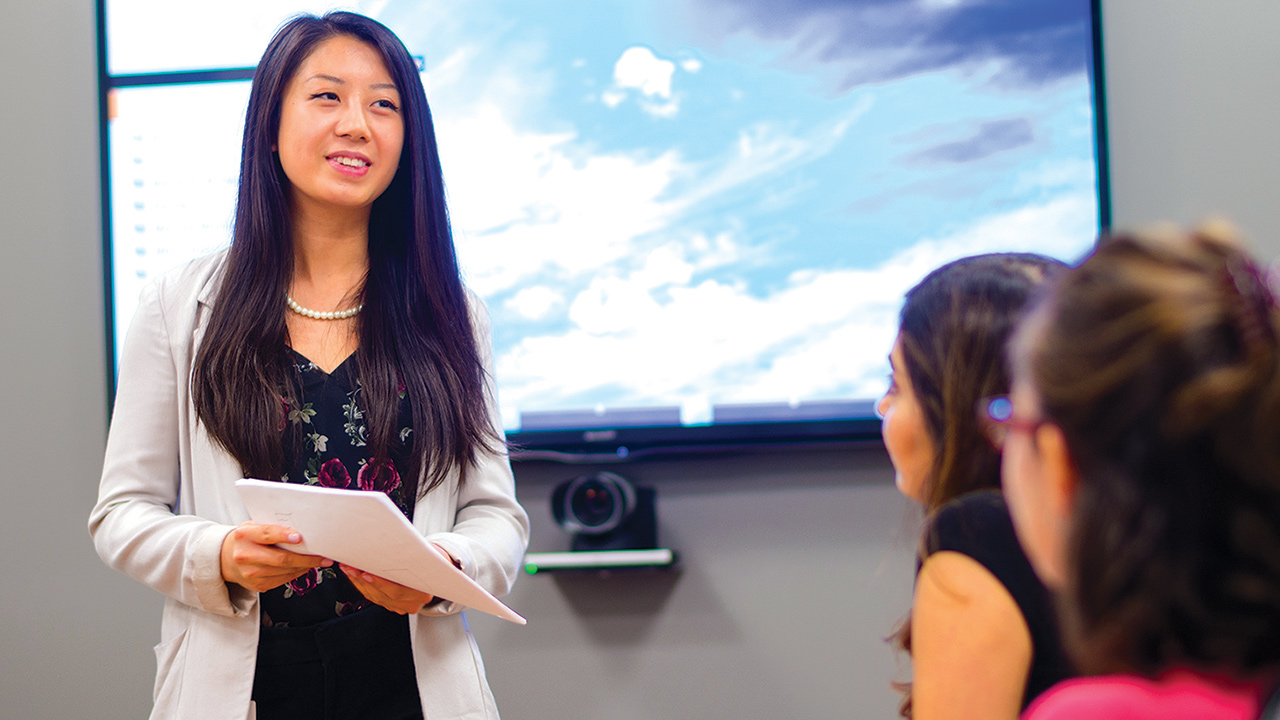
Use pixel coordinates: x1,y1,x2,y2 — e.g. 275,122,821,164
259,350,414,627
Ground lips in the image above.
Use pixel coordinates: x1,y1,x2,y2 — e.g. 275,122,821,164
327,152,371,177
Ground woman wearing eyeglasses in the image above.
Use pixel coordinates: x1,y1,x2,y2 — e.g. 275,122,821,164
878,253,1073,719
1002,225,1280,720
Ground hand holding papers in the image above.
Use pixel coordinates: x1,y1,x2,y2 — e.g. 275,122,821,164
235,478,525,624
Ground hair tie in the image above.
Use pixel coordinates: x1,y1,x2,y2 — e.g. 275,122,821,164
1222,254,1278,354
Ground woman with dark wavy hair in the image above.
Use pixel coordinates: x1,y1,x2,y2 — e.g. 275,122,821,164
879,253,1073,719
90,12,528,720
1001,224,1280,719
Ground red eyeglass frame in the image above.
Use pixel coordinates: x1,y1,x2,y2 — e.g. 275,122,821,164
977,395,1046,449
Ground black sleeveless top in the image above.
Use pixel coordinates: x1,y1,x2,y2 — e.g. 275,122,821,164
259,350,415,628
924,489,1076,709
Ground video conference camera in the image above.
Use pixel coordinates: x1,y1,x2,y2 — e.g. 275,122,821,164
550,471,657,552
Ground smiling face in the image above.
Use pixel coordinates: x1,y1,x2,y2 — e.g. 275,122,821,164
878,336,936,503
275,34,405,221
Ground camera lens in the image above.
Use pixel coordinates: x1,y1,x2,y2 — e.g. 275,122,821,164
552,472,637,535
569,479,617,528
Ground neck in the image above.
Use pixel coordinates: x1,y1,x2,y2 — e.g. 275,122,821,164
289,202,371,308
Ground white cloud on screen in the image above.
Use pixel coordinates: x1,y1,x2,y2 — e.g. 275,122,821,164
440,105,680,295
614,46,675,98
726,194,1096,402
671,97,873,213
107,0,359,72
418,44,484,97
1012,158,1098,196
643,99,682,118
440,101,864,299
493,194,1097,418
506,286,564,320
425,31,1097,424
604,46,681,117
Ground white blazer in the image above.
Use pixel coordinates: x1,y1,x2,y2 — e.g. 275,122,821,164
89,252,530,720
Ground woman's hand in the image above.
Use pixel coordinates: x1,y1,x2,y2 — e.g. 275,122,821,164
340,564,435,614
340,543,460,615
220,522,332,593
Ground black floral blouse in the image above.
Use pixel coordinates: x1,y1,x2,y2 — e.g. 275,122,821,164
259,350,414,628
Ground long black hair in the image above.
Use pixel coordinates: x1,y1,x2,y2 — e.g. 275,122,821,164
192,11,498,498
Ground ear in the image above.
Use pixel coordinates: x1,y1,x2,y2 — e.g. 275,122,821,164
1035,423,1079,522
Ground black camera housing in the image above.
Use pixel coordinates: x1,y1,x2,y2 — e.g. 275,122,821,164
551,472,657,552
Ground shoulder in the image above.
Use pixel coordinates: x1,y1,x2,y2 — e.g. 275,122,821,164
125,250,227,343
147,249,228,311
1025,672,1261,720
911,550,1033,710
462,286,489,318
927,489,1015,556
1024,676,1149,720
922,489,1052,636
934,488,1008,523
916,550,1022,620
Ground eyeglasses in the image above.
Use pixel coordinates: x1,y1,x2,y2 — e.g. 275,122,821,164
977,395,1045,449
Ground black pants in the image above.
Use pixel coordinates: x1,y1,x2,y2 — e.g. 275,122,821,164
252,606,425,720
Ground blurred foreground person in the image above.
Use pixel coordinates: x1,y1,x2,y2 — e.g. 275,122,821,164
1001,224,1280,719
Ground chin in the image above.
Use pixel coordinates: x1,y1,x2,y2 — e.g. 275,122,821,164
1025,542,1066,588
893,472,927,504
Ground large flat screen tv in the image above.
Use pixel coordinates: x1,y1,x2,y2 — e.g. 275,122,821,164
99,0,1108,462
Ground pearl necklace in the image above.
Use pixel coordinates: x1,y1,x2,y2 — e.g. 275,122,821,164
286,295,364,321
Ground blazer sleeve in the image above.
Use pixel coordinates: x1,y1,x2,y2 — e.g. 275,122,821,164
422,293,531,615
88,281,245,618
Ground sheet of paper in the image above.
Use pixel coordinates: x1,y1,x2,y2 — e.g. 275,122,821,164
235,478,525,625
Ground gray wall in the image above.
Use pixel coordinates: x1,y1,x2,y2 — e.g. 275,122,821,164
4,1,1280,718
1101,1,1280,249
470,449,916,719
1,1,161,719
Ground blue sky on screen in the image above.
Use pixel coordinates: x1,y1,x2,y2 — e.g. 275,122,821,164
107,0,1100,430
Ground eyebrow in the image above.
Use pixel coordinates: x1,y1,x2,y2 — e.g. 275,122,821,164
304,75,398,91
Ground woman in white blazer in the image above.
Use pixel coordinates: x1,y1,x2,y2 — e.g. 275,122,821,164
89,12,529,720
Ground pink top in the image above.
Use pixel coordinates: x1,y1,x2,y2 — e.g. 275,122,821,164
1022,669,1266,720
